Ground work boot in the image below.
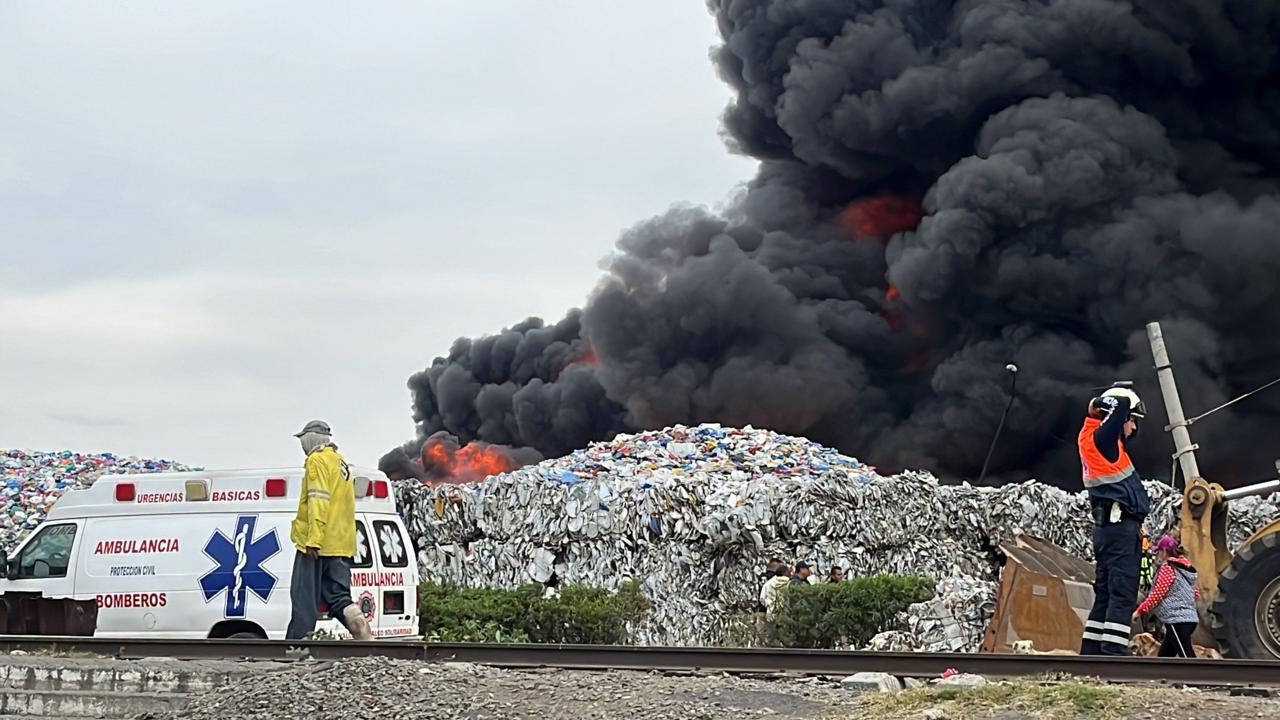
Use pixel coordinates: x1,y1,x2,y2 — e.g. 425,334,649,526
341,605,373,640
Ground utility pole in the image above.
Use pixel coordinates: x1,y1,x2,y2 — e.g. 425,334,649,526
1146,321,1201,484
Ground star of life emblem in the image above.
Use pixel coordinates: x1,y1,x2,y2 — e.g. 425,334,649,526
379,525,404,564
199,515,281,618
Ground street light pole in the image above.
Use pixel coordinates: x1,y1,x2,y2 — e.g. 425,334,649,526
977,364,1019,485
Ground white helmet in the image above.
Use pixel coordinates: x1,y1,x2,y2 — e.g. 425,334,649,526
1090,384,1146,419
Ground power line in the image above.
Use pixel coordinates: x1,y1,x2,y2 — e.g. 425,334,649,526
1180,375,1280,427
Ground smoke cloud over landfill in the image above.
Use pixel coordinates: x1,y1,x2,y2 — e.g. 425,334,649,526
386,1,1280,486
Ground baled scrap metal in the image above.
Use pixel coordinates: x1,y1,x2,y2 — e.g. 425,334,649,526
393,426,1066,647
1145,484,1183,542
977,481,1094,554
864,575,998,653
865,630,917,652
1226,495,1280,550
915,575,999,652
417,542,468,583
394,424,1278,649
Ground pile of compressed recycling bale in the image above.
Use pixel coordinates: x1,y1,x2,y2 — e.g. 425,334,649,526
394,424,1271,650
1,450,195,549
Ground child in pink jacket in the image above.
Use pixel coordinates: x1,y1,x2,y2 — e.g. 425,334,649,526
1133,535,1200,657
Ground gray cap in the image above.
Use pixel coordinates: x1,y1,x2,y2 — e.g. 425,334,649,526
293,419,332,437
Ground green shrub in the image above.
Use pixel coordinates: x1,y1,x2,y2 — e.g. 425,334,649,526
419,581,649,644
772,575,934,648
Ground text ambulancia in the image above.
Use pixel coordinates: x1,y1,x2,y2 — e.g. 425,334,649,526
0,467,418,640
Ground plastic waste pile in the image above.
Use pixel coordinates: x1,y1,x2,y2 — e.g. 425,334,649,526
0,450,194,548
394,424,1268,650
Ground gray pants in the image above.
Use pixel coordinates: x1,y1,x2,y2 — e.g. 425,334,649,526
286,551,355,640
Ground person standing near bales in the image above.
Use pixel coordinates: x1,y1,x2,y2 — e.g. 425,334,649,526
790,561,816,585
1078,385,1151,655
285,420,373,641
760,564,792,618
760,558,782,585
1133,535,1200,657
756,558,782,613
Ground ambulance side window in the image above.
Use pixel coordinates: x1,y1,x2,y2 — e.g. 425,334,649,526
352,521,373,569
17,524,77,579
373,520,408,568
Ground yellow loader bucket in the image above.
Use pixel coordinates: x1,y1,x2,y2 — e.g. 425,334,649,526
981,534,1096,654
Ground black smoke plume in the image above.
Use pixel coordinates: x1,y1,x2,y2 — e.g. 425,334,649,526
386,0,1280,487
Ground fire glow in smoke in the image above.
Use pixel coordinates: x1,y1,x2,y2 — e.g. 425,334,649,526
419,432,542,486
573,345,600,368
839,196,923,239
385,1,1280,487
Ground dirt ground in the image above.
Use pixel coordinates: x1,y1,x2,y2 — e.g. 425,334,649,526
854,681,1280,720
146,657,1280,720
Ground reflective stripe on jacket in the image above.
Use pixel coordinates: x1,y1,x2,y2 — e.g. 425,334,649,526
290,445,356,557
1079,417,1134,488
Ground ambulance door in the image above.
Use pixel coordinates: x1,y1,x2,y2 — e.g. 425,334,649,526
2,521,82,600
345,517,375,634
369,517,414,638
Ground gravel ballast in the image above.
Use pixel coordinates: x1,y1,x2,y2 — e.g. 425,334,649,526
140,657,1280,720
143,656,864,720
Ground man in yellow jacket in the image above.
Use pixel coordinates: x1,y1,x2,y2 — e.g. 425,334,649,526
285,420,373,640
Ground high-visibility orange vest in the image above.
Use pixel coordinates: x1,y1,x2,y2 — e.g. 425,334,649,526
1078,417,1135,488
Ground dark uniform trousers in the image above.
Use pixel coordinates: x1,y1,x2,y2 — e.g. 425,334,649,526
1081,516,1140,655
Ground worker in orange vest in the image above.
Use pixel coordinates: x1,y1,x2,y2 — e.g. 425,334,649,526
1078,384,1150,655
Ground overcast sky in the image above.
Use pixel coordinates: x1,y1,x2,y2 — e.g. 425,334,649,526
0,3,756,471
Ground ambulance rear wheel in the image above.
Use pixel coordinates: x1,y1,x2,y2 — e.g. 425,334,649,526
210,621,267,640
1211,531,1280,659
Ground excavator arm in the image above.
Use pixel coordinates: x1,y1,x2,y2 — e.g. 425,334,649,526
1179,469,1280,606
1179,476,1233,607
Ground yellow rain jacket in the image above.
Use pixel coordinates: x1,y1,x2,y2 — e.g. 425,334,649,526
290,445,356,557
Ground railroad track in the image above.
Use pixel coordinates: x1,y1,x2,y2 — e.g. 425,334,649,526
0,636,1277,687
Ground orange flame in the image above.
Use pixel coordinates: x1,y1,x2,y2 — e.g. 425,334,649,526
553,344,601,382
422,435,520,485
574,345,599,367
879,285,931,371
839,195,923,239
882,285,904,329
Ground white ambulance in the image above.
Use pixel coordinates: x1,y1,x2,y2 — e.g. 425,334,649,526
0,468,419,640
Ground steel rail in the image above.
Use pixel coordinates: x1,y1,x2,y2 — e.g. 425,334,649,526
0,636,426,661
426,643,1280,686
0,636,1277,687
